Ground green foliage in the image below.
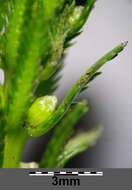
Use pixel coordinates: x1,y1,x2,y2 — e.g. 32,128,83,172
27,41,127,137
40,100,88,168
56,126,103,168
0,0,127,168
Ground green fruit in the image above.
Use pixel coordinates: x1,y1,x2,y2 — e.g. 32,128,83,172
27,95,58,127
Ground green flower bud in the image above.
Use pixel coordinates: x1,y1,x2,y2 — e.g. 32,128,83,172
27,95,58,127
69,6,84,26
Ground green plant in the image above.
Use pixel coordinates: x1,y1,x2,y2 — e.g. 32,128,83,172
0,0,127,168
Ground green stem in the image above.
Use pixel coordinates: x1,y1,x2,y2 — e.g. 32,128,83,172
6,0,28,71
2,128,28,168
2,1,64,168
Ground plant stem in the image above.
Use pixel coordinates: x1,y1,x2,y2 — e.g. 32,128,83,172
2,128,28,168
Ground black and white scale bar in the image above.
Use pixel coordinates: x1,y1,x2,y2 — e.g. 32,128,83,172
29,171,103,177
78,171,103,176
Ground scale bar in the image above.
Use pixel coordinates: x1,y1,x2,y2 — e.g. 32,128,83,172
29,171,103,177
29,174,54,176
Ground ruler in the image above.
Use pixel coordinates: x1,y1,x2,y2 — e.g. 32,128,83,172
29,171,103,177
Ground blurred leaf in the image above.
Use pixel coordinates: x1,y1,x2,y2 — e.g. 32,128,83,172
56,126,103,168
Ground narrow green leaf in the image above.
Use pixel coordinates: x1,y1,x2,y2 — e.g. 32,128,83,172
34,63,64,98
56,126,103,168
27,42,127,137
65,31,82,44
88,71,102,82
